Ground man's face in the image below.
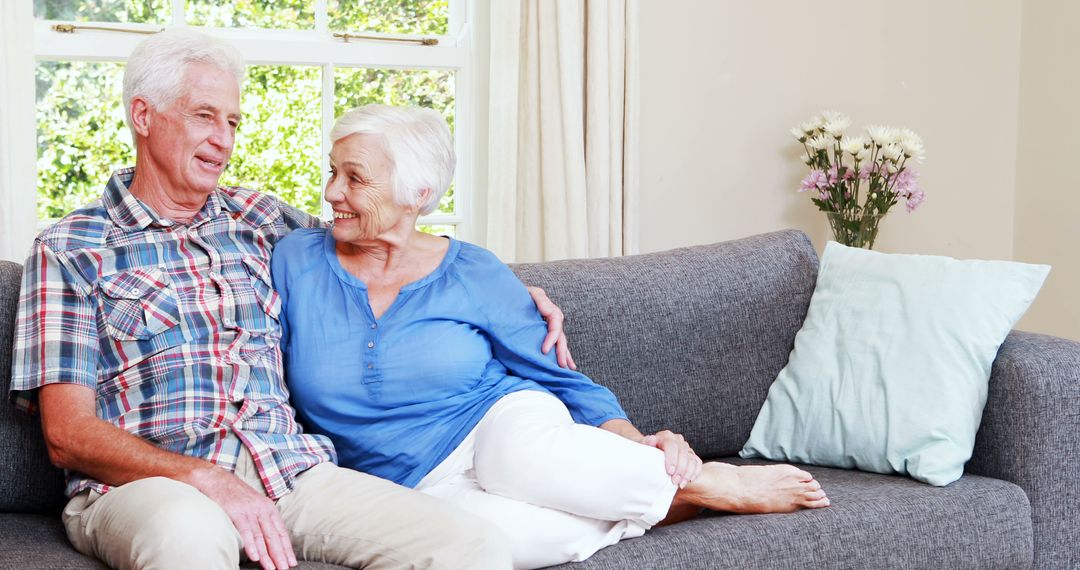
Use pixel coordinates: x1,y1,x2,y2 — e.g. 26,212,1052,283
141,62,242,197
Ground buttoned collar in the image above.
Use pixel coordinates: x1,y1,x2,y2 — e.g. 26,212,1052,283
103,167,248,231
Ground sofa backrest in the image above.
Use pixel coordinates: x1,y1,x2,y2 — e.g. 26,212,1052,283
0,260,67,513
0,230,820,513
510,229,819,460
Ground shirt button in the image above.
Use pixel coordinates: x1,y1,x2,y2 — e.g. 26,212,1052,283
367,363,374,369
367,341,375,348
370,323,377,329
131,288,141,295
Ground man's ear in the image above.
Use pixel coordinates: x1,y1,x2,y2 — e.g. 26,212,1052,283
129,97,152,138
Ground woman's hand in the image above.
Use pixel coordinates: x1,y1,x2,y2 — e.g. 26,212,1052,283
526,286,577,370
599,419,701,488
641,430,702,489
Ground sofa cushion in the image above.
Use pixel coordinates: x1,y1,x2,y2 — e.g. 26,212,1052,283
0,513,355,569
0,260,67,514
741,242,1049,486
0,513,107,569
548,460,1033,569
1,463,1033,570
510,230,819,460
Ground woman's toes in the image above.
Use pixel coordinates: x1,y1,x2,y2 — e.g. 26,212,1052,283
807,479,822,492
792,468,814,481
805,496,831,509
805,489,827,501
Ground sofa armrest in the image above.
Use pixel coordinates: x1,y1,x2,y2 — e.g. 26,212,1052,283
968,330,1080,568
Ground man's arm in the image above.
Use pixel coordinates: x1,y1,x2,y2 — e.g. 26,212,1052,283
526,286,576,370
39,383,297,570
276,197,327,231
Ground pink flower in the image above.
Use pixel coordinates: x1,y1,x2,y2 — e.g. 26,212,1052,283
825,165,855,185
905,190,926,212
892,168,919,198
799,169,828,192
859,162,884,180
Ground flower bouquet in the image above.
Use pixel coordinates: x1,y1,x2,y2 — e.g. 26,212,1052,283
792,110,926,249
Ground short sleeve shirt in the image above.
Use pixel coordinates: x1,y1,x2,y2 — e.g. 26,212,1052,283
10,167,336,500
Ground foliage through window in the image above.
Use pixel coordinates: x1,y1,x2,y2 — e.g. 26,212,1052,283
329,0,448,35
33,0,464,237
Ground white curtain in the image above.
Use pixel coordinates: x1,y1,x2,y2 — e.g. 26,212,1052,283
487,0,639,262
0,1,37,262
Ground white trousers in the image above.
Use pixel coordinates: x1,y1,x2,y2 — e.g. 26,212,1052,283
416,390,678,570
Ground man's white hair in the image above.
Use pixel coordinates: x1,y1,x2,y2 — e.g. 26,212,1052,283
330,104,455,216
123,28,246,138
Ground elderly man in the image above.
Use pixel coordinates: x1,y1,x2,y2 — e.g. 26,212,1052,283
10,29,571,570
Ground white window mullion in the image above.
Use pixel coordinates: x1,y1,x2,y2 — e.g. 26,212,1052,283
320,62,335,222
170,0,184,26
35,24,466,69
418,214,465,225
449,0,467,43
451,62,472,241
314,0,328,35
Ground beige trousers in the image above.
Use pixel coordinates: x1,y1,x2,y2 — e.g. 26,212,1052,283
62,445,511,570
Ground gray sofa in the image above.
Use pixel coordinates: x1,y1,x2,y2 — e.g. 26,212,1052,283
2,230,1077,569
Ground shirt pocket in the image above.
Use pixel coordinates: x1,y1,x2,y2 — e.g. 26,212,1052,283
98,268,182,341
242,256,282,322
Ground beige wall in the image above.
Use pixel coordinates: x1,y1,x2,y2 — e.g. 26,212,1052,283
637,0,1077,341
1012,0,1080,340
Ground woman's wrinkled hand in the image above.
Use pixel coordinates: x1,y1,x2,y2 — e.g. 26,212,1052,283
526,286,577,370
641,430,702,489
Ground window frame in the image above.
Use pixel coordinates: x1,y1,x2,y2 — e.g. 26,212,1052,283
31,0,473,239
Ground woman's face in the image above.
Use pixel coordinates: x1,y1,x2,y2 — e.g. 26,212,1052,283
325,133,411,244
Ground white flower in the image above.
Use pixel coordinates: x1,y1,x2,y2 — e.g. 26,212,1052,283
900,129,925,161
900,128,922,147
882,143,904,161
806,134,833,151
790,126,808,141
799,153,812,165
821,109,848,123
840,136,867,155
886,162,899,174
823,116,851,138
901,140,925,162
867,125,900,146
856,148,871,162
799,120,820,134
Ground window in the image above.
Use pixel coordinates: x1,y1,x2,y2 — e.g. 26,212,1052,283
32,0,470,238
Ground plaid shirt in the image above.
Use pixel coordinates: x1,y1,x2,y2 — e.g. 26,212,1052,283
10,167,336,500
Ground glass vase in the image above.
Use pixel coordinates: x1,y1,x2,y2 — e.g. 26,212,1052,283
825,210,887,250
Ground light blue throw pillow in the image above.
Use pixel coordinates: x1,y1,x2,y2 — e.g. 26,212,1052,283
740,242,1050,486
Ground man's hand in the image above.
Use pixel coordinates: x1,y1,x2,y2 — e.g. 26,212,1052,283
191,468,297,570
641,431,702,489
38,384,297,569
526,286,576,370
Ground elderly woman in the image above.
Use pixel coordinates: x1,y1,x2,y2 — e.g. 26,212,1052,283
271,104,829,569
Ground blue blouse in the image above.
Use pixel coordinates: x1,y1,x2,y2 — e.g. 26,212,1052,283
271,228,628,488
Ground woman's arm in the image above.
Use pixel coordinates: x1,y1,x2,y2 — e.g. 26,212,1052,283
462,246,700,486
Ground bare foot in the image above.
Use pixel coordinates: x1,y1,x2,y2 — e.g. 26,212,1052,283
668,462,830,517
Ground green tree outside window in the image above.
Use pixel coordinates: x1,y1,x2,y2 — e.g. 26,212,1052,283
34,0,457,222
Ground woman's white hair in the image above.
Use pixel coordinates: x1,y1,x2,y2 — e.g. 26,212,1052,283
330,104,455,216
122,29,246,138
